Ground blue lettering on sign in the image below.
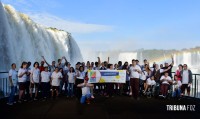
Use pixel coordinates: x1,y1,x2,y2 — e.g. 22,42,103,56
100,72,119,76
90,77,96,83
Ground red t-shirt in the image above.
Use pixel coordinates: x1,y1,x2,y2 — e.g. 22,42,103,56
175,70,182,81
39,66,45,73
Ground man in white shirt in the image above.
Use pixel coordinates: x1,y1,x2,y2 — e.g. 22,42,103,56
7,63,18,105
180,64,192,96
129,59,141,100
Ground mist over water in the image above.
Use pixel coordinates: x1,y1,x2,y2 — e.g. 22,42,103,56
0,3,83,71
82,49,200,74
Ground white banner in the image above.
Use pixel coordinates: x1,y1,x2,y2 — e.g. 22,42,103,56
88,70,126,83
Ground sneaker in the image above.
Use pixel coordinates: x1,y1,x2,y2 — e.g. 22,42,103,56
34,98,38,101
13,101,17,104
159,94,163,97
129,92,132,96
18,100,22,103
7,103,13,106
23,99,27,102
91,95,95,99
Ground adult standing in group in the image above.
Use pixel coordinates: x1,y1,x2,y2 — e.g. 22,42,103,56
162,55,174,78
41,67,51,100
7,63,18,105
75,66,86,100
176,64,183,81
180,64,192,96
18,62,28,103
42,56,56,75
57,56,68,69
51,67,63,98
30,62,40,100
129,59,141,100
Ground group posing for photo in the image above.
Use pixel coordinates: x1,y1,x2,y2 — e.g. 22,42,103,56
7,55,193,105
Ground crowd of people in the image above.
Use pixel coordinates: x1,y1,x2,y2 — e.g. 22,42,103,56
6,55,193,105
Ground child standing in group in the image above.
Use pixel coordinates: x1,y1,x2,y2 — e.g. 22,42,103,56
172,75,182,99
67,67,76,97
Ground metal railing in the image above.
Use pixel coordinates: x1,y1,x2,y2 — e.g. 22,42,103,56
171,72,200,98
0,71,200,99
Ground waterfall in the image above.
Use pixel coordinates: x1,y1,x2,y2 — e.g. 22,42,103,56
0,3,83,71
118,52,137,64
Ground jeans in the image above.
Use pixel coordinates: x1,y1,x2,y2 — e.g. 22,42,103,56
64,81,68,95
67,83,74,96
8,86,17,104
59,80,64,94
80,94,91,104
172,88,181,98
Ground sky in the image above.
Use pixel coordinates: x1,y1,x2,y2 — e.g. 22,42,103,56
1,0,200,52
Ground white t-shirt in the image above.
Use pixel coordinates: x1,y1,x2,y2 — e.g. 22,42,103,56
82,86,90,96
31,68,40,83
182,70,189,84
173,80,182,89
129,65,141,78
77,71,85,80
41,71,51,82
68,72,75,83
9,69,18,86
93,67,99,70
160,75,172,84
147,78,156,86
51,72,63,86
18,68,27,82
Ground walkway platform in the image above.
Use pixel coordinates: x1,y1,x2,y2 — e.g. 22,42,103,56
0,96,200,119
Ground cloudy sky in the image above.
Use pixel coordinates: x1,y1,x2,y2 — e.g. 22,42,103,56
1,0,200,52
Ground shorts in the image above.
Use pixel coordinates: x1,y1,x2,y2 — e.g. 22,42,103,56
181,84,190,92
52,86,59,90
19,82,26,90
30,83,39,89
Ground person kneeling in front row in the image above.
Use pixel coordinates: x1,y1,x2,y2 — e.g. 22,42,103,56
77,78,94,104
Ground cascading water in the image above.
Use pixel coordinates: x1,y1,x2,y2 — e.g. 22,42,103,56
0,2,83,71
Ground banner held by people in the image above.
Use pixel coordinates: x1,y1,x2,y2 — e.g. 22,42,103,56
88,70,126,83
